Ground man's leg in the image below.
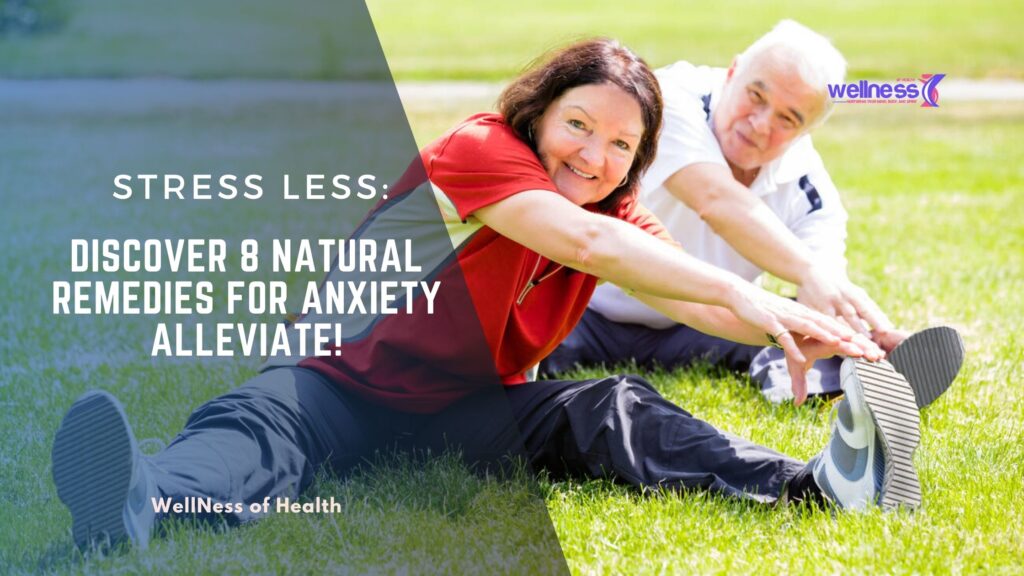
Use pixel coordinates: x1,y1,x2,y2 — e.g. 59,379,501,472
750,347,844,403
540,309,649,375
541,309,762,376
506,375,806,503
648,324,763,373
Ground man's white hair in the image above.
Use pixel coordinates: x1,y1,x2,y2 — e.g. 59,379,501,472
735,20,847,124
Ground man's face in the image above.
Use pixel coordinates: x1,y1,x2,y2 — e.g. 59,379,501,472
712,51,826,173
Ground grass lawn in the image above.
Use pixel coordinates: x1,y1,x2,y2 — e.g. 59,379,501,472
368,0,1024,81
0,1,1022,80
2,86,1022,574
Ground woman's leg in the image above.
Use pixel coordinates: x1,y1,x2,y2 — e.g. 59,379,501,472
410,384,531,475
150,366,387,523
506,375,806,503
52,366,385,550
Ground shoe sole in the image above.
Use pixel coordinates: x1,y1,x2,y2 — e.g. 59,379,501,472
52,391,135,551
888,326,964,409
853,359,922,509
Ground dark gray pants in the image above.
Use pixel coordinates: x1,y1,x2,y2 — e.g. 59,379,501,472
542,308,843,400
149,367,806,523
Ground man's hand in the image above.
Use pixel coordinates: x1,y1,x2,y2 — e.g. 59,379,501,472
797,264,894,336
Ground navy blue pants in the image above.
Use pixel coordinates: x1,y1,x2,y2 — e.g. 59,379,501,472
148,367,806,524
541,308,843,401
542,308,762,374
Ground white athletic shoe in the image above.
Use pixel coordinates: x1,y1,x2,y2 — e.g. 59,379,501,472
52,390,158,551
811,358,922,510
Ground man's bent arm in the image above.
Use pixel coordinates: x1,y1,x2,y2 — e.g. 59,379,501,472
663,161,892,332
664,162,818,285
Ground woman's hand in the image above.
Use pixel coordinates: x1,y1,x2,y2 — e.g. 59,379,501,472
726,282,884,405
783,332,881,405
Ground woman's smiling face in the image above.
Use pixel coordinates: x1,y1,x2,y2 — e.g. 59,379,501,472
533,83,644,207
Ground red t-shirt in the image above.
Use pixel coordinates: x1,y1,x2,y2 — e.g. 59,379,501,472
288,113,677,413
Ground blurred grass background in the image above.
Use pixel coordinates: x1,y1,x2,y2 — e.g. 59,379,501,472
0,0,1020,79
369,0,1024,80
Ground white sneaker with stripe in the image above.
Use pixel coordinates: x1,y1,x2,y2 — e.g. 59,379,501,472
812,358,922,510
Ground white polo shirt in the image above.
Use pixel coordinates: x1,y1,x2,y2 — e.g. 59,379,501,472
590,61,849,329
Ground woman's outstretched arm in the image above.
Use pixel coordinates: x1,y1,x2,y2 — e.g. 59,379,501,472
474,190,881,403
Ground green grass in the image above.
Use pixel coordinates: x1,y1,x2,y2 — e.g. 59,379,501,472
0,1,1022,80
368,0,1024,81
2,90,1023,574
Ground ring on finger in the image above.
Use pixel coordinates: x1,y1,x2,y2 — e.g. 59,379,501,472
766,330,790,349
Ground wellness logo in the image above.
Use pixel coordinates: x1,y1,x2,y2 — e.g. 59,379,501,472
828,74,946,107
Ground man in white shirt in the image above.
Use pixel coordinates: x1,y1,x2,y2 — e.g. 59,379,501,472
543,21,936,402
